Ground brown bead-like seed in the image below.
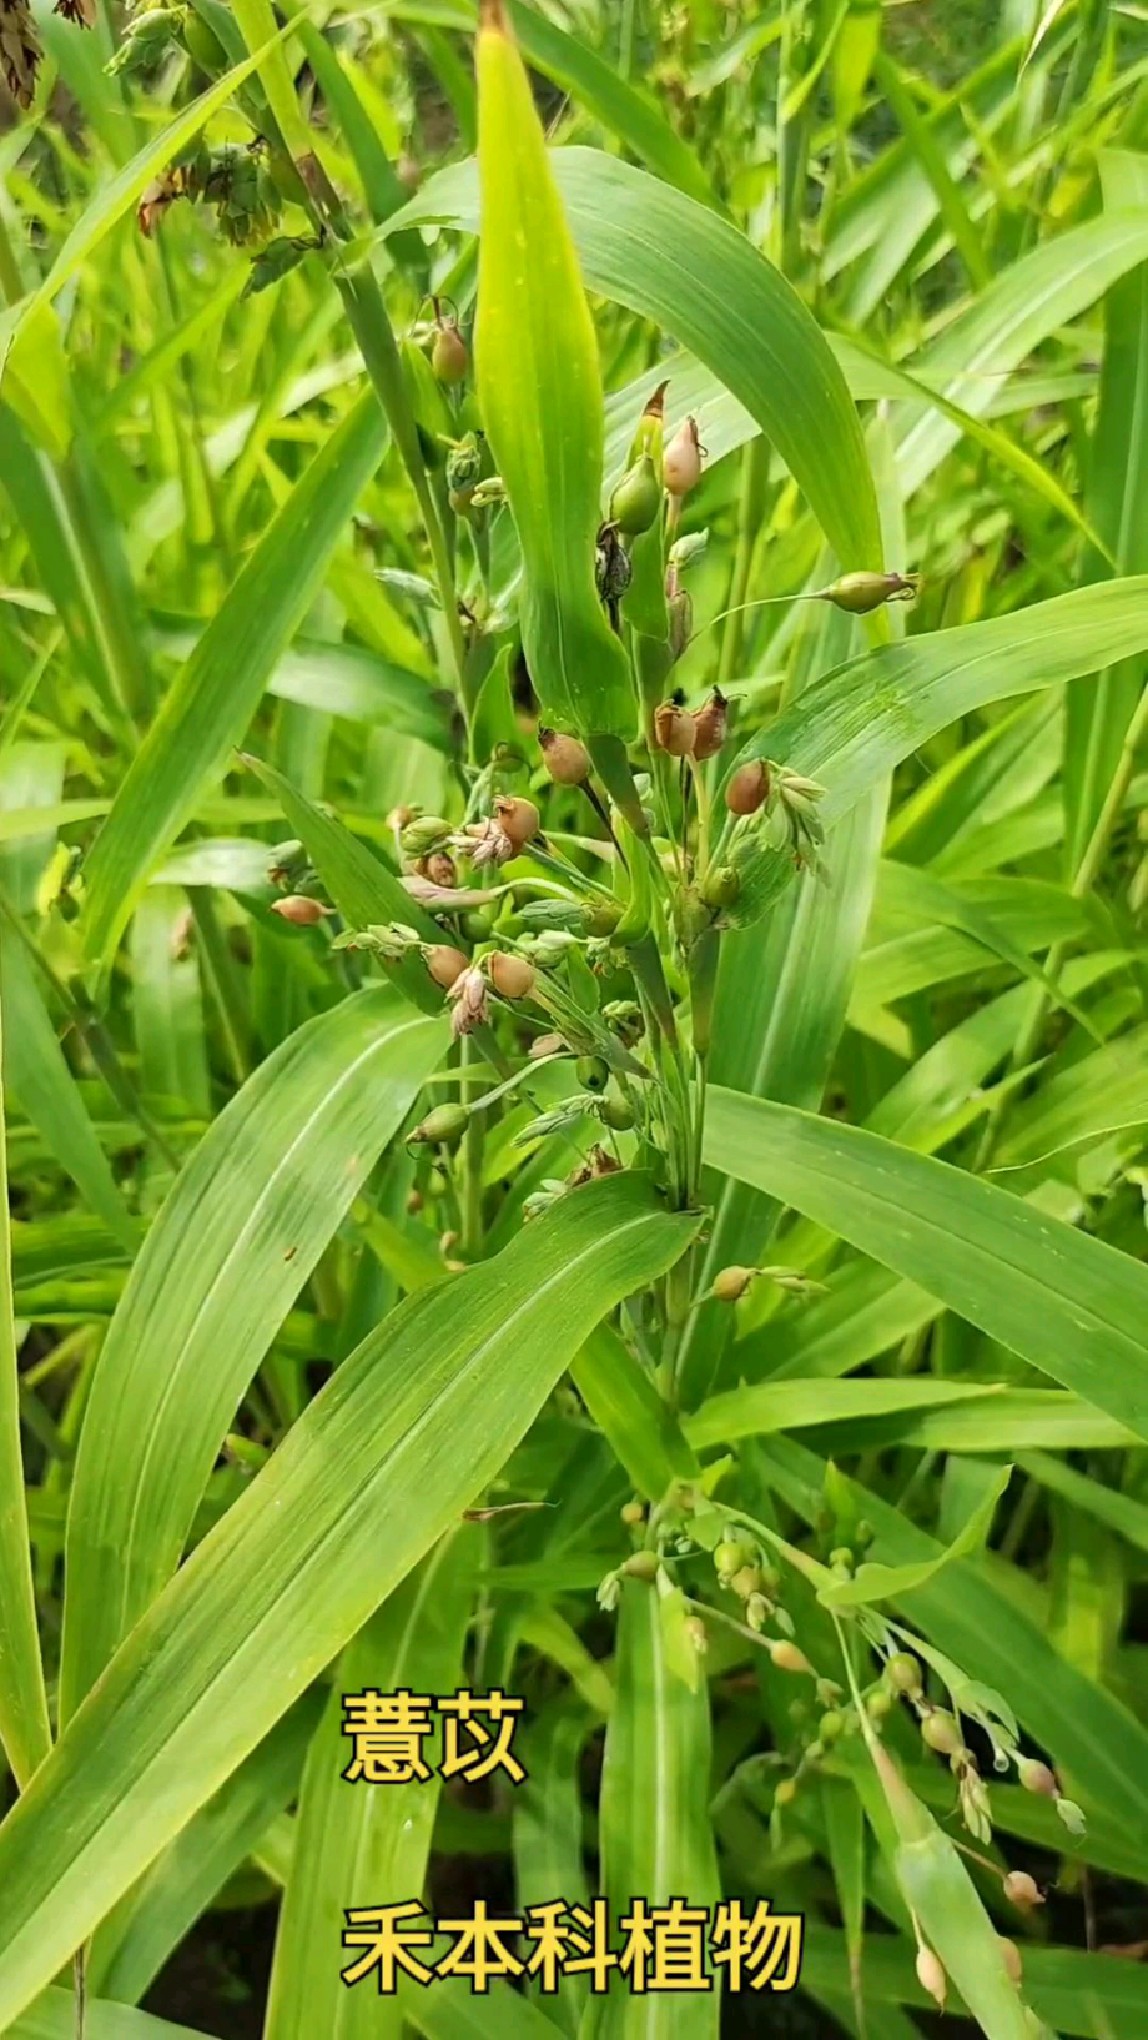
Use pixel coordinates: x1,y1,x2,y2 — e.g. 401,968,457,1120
691,687,728,762
998,1937,1022,1987
539,726,591,785
725,760,770,816
423,850,457,888
488,952,536,1000
426,944,469,990
767,1639,812,1676
664,415,703,498
1017,1756,1059,1798
270,894,327,925
530,1032,567,1060
494,796,540,850
653,700,696,757
713,1264,754,1303
431,321,468,384
1002,1871,1044,1912
915,1947,946,2010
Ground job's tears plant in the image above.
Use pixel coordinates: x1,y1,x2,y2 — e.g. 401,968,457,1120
3,0,1148,2036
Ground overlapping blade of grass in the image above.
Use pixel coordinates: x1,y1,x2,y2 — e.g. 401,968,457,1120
763,1439,1148,1841
704,1088,1148,1439
0,413,148,734
682,434,905,1404
90,1693,324,2002
0,965,51,1789
0,27,294,363
803,1926,1148,2038
10,1996,205,2039
1065,150,1148,872
0,746,135,1246
894,210,1148,497
512,1699,593,2033
60,986,449,1720
475,0,635,740
80,392,386,965
400,0,716,203
0,1176,696,2027
585,1579,720,2040
0,932,135,1248
265,1529,479,2040
717,577,1148,925
241,755,443,1015
387,146,883,575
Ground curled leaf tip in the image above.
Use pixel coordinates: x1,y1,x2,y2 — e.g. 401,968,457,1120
644,379,669,419
478,0,508,30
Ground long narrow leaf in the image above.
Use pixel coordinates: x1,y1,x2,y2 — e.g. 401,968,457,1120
0,1175,695,2027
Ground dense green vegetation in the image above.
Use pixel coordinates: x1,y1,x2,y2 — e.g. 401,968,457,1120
2,1,1148,2035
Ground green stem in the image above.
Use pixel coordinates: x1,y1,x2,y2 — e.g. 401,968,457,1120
227,0,470,700
460,1037,484,1257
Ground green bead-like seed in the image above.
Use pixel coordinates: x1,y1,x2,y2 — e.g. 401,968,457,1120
576,1055,610,1093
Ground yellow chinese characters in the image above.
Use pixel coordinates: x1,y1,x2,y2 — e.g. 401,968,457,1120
341,1897,804,1995
341,1687,526,1787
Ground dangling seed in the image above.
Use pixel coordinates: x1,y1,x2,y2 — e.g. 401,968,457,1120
575,1055,610,1093
725,760,770,816
1017,1756,1059,1799
620,1499,645,1527
622,1549,658,1582
667,584,693,661
745,1592,770,1631
820,569,917,614
494,796,540,850
489,952,536,1000
915,1947,946,2010
729,1565,762,1600
426,944,469,990
714,1537,751,1579
598,1088,634,1132
664,415,703,498
774,1777,798,1807
609,452,662,537
411,1102,470,1146
431,320,468,384
653,700,695,757
885,1651,923,1698
712,1265,754,1303
423,850,457,888
684,1615,708,1655
767,1639,813,1676
921,1708,964,1757
270,894,328,925
530,1032,567,1060
447,965,490,1038
998,1937,1023,1986
1002,1870,1044,1912
538,726,591,785
691,687,728,762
